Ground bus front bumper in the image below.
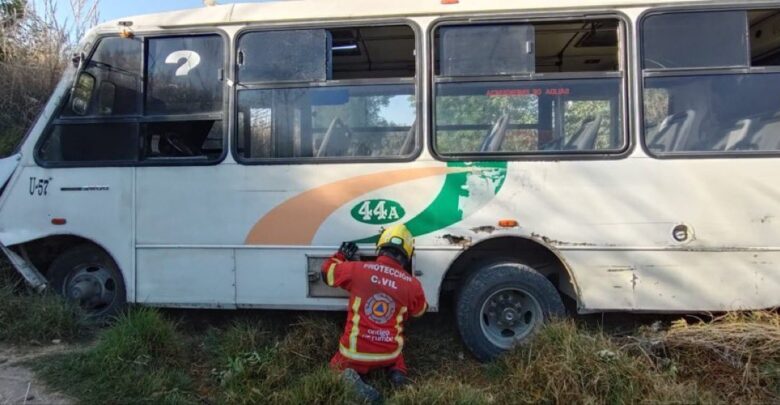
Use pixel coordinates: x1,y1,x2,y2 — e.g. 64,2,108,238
1,243,47,292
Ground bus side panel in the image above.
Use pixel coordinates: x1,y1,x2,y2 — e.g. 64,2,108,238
561,249,780,312
234,248,346,310
136,248,236,307
0,165,135,298
631,251,779,311
135,166,240,306
481,158,780,313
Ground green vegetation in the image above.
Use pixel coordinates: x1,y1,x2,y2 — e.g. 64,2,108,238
26,304,779,405
34,308,197,405
1,258,778,404
0,261,86,344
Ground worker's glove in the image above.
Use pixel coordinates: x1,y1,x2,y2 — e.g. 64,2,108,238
339,242,359,261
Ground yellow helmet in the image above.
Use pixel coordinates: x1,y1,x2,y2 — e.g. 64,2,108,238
377,224,414,259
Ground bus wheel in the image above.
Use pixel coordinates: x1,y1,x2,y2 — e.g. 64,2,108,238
456,262,565,362
49,244,126,320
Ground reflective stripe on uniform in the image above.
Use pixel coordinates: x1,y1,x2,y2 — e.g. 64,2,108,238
349,297,362,351
339,344,403,363
326,263,337,286
395,307,407,350
413,302,427,318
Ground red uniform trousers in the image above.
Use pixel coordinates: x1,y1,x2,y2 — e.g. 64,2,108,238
330,351,408,375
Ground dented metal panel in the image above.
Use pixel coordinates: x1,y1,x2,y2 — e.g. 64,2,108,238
0,244,47,292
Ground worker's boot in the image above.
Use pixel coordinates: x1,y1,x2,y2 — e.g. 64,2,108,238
388,369,411,388
341,368,383,404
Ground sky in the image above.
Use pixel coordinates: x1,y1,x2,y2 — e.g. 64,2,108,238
34,1,272,25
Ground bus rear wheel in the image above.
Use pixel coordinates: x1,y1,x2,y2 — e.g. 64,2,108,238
456,262,565,362
49,244,126,320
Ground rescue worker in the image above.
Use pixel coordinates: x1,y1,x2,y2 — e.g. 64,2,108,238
321,224,427,402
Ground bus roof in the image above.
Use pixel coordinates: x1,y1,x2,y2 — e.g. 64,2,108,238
98,0,721,30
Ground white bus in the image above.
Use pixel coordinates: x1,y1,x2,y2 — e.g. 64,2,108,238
1,0,779,361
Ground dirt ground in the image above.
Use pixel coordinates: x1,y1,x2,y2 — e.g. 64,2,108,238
0,345,72,405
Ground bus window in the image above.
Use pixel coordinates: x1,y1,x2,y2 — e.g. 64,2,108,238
238,30,330,83
433,19,624,157
146,36,224,115
235,25,417,162
642,9,780,155
62,37,142,118
37,34,226,165
643,11,748,70
141,35,225,161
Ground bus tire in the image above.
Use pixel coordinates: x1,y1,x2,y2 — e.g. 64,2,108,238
456,262,565,362
49,244,126,320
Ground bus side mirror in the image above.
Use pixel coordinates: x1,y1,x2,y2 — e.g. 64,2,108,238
70,72,95,115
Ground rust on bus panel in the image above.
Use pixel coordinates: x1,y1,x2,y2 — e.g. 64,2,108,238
530,233,598,247
470,226,496,234
442,234,472,247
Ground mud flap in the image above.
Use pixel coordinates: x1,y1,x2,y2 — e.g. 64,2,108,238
0,244,47,292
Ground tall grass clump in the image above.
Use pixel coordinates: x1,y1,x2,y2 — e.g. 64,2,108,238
493,320,714,404
661,311,780,403
0,258,86,344
34,307,197,404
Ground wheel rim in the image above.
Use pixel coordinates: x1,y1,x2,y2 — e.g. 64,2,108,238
62,263,118,315
479,287,543,350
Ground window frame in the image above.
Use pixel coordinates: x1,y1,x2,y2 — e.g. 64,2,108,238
639,5,780,160
231,20,423,166
34,28,231,168
428,12,632,162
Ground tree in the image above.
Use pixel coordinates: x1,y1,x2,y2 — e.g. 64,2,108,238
0,0,25,29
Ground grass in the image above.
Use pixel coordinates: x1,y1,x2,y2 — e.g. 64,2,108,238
492,321,713,404
28,308,780,405
0,259,87,344
33,307,197,405
660,312,780,402
3,260,776,404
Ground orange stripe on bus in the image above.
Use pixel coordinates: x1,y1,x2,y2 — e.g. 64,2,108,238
244,167,460,245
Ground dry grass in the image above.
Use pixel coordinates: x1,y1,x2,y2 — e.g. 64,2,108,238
660,311,780,402
494,320,714,404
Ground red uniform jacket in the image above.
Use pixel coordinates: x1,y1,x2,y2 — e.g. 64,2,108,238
322,253,428,363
